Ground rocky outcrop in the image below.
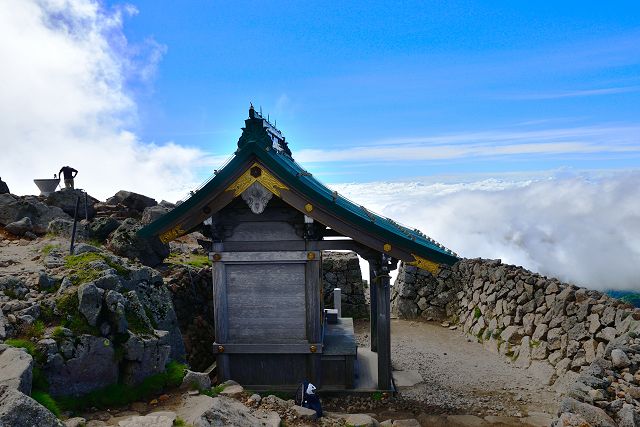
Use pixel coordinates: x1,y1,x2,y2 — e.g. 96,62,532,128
0,385,63,427
42,335,119,396
5,217,34,237
45,189,99,219
107,218,169,266
106,191,157,212
322,251,368,318
392,258,640,424
198,395,280,427
0,346,33,394
0,193,70,234
141,205,172,225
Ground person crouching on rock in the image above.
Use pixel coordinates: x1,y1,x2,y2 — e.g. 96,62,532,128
59,166,78,189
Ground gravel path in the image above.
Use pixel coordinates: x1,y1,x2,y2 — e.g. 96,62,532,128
354,319,558,419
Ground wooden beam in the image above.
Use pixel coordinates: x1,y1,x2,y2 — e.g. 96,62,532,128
305,253,322,385
211,242,230,381
376,272,392,390
210,251,319,263
369,264,378,352
211,343,323,354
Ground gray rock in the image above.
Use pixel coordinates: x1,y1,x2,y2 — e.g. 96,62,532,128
500,325,523,344
107,218,169,267
141,205,171,225
0,347,33,394
77,283,104,326
552,412,590,427
64,417,87,427
181,370,211,391
345,414,379,427
88,217,121,241
43,335,118,396
122,331,171,386
558,397,616,427
616,406,640,427
45,189,98,219
0,193,71,234
611,348,631,368
5,217,33,236
0,308,6,340
107,191,157,212
116,411,176,427
0,385,63,427
291,405,317,421
198,396,280,427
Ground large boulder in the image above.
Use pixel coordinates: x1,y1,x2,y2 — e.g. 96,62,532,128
558,397,616,427
45,189,99,219
0,385,63,427
5,217,33,236
107,218,169,267
121,331,172,386
0,347,33,394
197,396,280,427
43,335,118,396
0,194,70,233
107,191,157,212
87,216,121,241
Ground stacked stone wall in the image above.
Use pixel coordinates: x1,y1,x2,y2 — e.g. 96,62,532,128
391,258,640,424
322,251,368,319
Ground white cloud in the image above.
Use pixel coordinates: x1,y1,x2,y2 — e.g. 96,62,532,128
333,172,640,291
0,0,211,202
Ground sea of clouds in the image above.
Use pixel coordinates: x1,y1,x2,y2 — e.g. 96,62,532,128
334,175,640,292
0,0,214,202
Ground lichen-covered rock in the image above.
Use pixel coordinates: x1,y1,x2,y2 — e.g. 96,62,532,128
141,205,171,225
0,385,63,427
43,335,118,396
122,331,171,386
77,282,104,326
107,218,169,267
0,347,33,394
181,370,211,390
88,216,121,241
558,397,617,427
198,396,280,427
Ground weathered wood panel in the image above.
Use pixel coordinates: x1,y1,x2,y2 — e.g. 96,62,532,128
211,242,230,380
226,262,306,343
218,251,317,263
369,264,378,352
229,354,308,385
225,221,301,242
376,273,392,390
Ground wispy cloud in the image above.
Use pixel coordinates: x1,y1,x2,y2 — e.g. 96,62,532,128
504,86,640,100
296,125,640,163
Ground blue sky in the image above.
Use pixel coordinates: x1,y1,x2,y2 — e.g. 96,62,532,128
112,0,640,183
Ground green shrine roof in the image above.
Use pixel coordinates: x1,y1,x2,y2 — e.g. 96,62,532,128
139,106,459,267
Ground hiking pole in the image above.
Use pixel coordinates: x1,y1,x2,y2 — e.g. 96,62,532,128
69,195,80,255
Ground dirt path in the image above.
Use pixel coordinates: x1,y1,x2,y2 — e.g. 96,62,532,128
355,319,558,420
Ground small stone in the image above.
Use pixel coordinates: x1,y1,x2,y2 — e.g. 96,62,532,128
611,349,631,368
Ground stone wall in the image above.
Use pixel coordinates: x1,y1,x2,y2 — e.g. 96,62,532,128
392,258,640,425
322,251,368,318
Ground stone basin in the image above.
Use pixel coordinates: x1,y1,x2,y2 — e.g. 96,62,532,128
33,178,60,196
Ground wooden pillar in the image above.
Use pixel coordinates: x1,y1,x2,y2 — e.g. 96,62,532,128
305,251,322,386
376,269,391,390
369,264,378,352
211,242,230,382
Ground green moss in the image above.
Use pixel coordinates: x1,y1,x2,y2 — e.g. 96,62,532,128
32,366,49,391
473,307,482,319
5,339,45,364
55,293,99,336
57,361,188,411
39,303,57,325
125,310,153,335
24,320,46,340
3,288,20,300
41,244,60,256
166,253,210,269
32,391,61,418
173,419,187,427
530,340,541,348
51,326,65,340
64,252,129,285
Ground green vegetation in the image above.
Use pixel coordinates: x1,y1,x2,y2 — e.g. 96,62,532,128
55,293,99,336
39,303,56,324
32,391,61,417
201,384,226,397
125,309,153,335
57,361,187,411
32,366,49,391
51,326,65,341
3,288,20,300
41,243,60,256
64,252,129,285
173,419,187,427
473,307,482,319
23,320,45,340
371,391,384,401
5,338,45,364
166,253,210,269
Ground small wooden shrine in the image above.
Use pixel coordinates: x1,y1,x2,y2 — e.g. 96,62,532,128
139,106,458,391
